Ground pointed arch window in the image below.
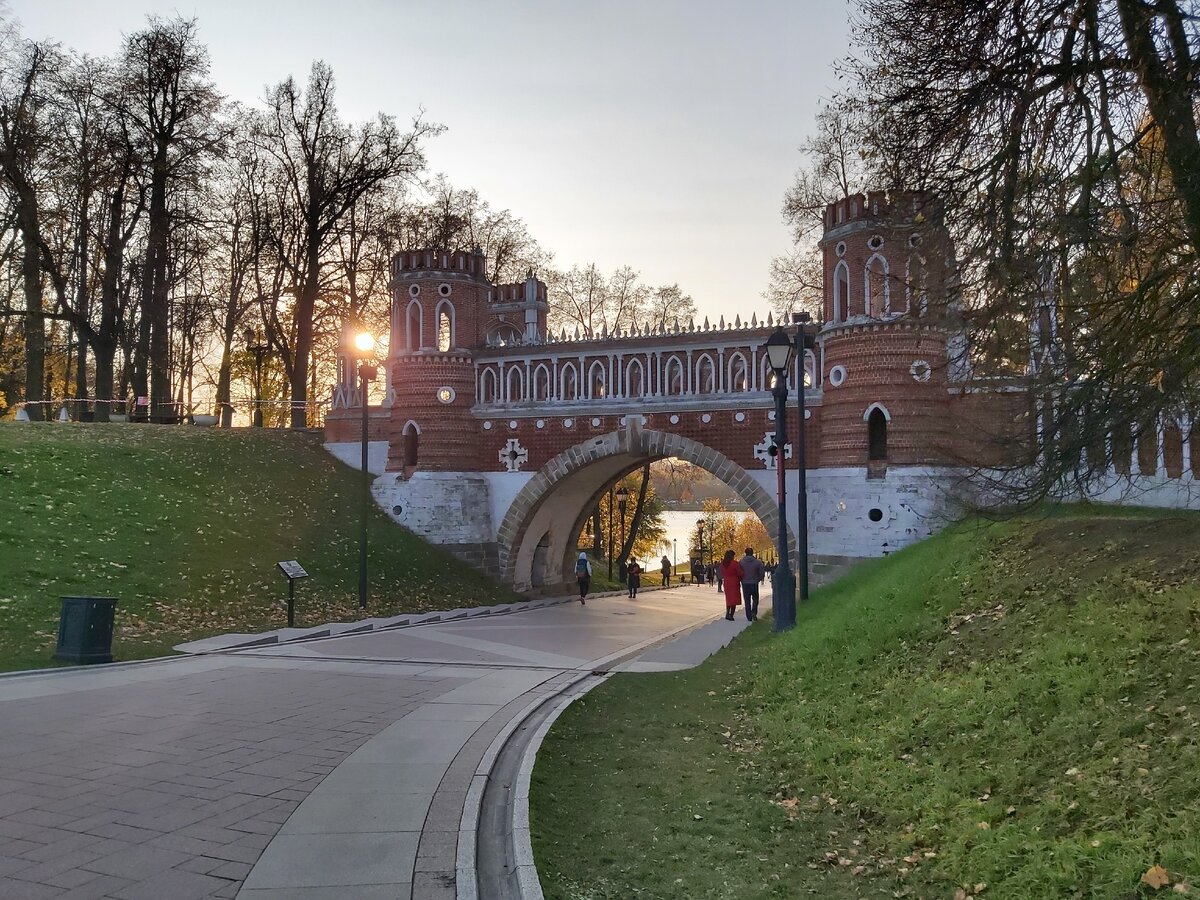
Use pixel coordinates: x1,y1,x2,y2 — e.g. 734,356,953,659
865,404,890,460
506,367,524,403
560,364,578,401
588,361,606,399
480,368,497,403
436,301,454,352
405,300,423,351
402,421,420,467
695,354,715,394
833,260,849,322
626,359,645,398
728,354,748,392
532,364,551,401
665,357,684,395
864,254,889,317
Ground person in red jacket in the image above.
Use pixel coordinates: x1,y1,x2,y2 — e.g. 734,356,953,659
719,549,744,621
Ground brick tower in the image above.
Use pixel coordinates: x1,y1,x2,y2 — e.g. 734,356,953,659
385,249,548,476
817,191,963,474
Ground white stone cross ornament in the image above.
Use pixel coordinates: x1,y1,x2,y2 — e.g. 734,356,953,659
499,438,529,472
753,431,792,469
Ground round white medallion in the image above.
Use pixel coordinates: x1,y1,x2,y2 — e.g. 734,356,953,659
910,360,932,383
768,411,776,421
701,414,712,424
805,409,812,420
508,420,518,429
563,418,574,428
669,414,680,425
408,284,420,297
828,365,848,387
535,419,545,429
867,234,884,250
835,241,846,258
734,412,746,423
482,421,493,430
591,417,601,427
436,386,455,404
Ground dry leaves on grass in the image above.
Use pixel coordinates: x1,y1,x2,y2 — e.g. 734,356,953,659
1143,865,1171,890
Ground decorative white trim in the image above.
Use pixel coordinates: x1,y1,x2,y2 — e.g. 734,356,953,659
753,431,792,469
406,299,423,351
498,438,529,472
910,360,931,383
590,417,601,427
701,413,712,424
828,365,848,387
669,414,680,425
436,387,456,404
563,418,574,428
863,401,892,422
734,412,746,423
483,421,493,430
833,259,849,323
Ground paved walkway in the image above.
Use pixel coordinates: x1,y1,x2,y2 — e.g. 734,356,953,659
0,584,750,899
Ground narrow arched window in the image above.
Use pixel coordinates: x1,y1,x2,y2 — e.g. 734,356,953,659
533,365,550,401
561,364,577,401
868,408,888,460
507,367,524,403
834,261,849,322
403,422,419,467
665,358,683,395
589,362,606,399
728,355,747,392
406,301,422,351
865,255,888,317
436,302,453,352
626,360,644,398
480,369,497,403
696,355,715,394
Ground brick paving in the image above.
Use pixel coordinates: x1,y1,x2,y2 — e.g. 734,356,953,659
0,659,460,899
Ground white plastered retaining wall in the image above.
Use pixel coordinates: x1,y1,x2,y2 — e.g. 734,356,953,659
325,440,390,476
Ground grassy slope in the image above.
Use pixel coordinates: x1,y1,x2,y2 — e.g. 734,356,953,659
531,508,1200,899
0,424,520,671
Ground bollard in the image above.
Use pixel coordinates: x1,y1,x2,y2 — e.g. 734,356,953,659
54,597,118,664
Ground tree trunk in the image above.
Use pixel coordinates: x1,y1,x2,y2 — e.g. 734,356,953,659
289,221,320,429
20,223,46,421
591,506,603,558
93,341,116,423
146,146,172,421
617,464,652,568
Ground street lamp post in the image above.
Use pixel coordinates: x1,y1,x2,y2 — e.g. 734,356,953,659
355,331,377,610
615,486,629,582
793,311,814,602
607,488,614,580
243,328,270,427
766,327,797,631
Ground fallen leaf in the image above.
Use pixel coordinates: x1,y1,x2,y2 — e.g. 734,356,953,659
1143,865,1171,890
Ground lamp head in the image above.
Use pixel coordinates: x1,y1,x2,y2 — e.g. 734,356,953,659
765,327,795,375
354,331,376,354
615,486,629,505
242,327,254,346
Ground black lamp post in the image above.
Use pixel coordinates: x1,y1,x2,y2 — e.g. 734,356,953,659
243,328,270,427
615,486,629,582
766,327,797,631
792,311,815,602
355,331,377,610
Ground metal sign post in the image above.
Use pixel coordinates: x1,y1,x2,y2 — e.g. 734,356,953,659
276,560,309,627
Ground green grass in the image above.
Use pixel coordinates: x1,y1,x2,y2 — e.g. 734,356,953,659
530,507,1200,899
0,423,520,671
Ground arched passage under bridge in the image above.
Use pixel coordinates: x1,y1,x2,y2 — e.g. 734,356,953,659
496,423,797,593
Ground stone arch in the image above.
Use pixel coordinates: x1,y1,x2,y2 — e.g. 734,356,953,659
496,427,797,591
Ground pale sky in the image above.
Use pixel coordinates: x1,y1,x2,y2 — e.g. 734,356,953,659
9,0,851,323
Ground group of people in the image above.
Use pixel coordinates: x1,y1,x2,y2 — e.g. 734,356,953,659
574,546,767,622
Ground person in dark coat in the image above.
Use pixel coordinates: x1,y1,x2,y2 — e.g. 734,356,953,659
661,555,672,587
574,552,592,605
719,550,744,621
739,548,766,622
627,557,642,599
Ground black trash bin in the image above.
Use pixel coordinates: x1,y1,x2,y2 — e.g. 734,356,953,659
54,597,118,664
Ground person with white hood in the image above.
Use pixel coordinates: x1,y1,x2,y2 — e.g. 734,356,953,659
574,552,593,605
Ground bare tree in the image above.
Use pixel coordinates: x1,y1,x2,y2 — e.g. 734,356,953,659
251,61,435,427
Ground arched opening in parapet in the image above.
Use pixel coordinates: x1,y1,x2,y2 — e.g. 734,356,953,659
533,364,551,402
626,359,645,399
402,420,420,468
495,429,796,593
588,361,607,399
405,301,423,351
728,353,748,392
507,367,525,403
560,363,578,401
865,253,889,317
833,260,849,322
695,354,715,395
488,323,521,346
664,356,684,395
480,368,497,403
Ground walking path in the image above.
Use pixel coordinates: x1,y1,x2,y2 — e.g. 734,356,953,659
0,584,760,899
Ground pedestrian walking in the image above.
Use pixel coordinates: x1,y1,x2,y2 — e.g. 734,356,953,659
739,547,766,622
719,550,744,621
627,557,642,599
575,552,592,605
660,555,672,587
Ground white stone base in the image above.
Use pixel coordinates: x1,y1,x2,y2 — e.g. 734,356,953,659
372,471,496,544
